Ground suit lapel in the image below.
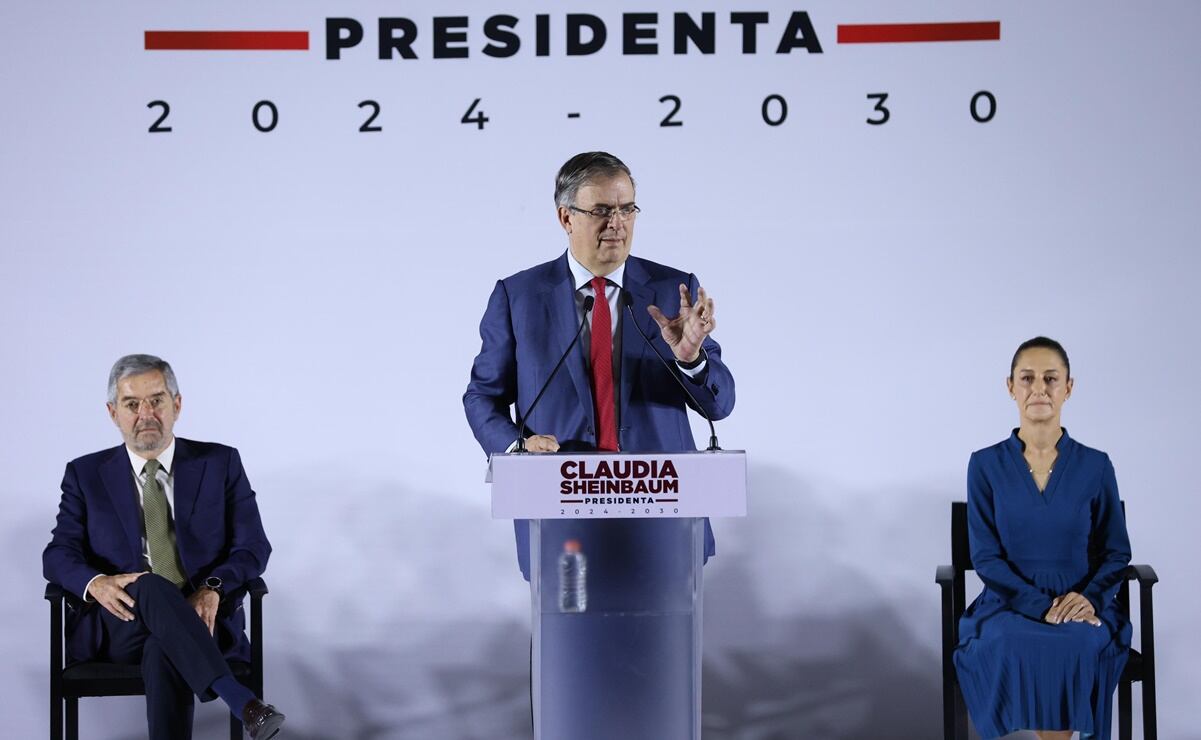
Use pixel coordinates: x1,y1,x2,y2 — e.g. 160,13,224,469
620,259,661,429
547,256,595,430
99,447,144,565
624,282,653,432
171,438,203,556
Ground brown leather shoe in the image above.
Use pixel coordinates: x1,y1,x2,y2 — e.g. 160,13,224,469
242,699,285,739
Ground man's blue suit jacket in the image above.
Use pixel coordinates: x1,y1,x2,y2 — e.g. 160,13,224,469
464,253,736,578
42,437,272,663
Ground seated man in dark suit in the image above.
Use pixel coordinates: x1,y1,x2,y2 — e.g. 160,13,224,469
43,354,285,740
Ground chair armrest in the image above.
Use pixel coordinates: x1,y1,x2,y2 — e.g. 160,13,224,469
47,582,66,676
1127,564,1158,587
244,578,268,698
246,577,268,599
222,577,268,605
936,561,961,724
44,582,84,610
1125,563,1157,691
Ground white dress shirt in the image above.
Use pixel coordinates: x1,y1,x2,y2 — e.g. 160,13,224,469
566,247,626,377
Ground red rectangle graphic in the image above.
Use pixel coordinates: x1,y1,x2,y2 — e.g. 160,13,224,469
145,31,309,51
837,21,1000,44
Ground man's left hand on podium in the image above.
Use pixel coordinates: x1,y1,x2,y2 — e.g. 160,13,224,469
525,434,561,453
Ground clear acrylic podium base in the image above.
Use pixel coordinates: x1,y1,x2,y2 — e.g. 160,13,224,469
530,517,704,740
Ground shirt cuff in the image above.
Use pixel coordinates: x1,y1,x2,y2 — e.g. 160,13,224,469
676,359,707,378
83,574,103,602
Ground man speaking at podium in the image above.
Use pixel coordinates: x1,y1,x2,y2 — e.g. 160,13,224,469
463,150,736,578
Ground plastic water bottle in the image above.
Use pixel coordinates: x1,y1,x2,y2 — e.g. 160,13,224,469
558,539,588,613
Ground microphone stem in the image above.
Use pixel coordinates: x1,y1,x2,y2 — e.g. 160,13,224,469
514,295,595,452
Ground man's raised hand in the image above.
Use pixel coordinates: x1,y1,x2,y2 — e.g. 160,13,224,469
647,283,716,364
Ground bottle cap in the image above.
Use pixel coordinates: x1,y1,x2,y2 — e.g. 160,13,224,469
563,539,581,553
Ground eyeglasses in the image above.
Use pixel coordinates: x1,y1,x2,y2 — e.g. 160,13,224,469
568,204,641,221
119,394,170,414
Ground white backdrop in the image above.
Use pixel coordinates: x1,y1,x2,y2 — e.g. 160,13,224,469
2,2,1198,738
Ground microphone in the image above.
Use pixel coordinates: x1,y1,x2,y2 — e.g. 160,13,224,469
623,291,721,451
514,295,595,452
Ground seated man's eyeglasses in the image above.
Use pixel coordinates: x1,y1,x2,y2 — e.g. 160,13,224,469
568,203,641,221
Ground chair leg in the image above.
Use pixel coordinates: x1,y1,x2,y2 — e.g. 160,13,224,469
1118,680,1132,740
942,684,954,740
953,685,968,740
65,697,78,740
1143,672,1157,740
230,711,243,740
50,694,62,740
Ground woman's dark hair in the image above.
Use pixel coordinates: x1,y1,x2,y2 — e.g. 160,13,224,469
1009,336,1070,380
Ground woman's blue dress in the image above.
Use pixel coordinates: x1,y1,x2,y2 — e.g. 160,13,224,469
954,429,1132,738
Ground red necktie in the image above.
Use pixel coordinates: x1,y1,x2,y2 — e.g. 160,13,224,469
589,276,618,451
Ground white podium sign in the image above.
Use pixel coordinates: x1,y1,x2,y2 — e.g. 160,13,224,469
488,450,746,520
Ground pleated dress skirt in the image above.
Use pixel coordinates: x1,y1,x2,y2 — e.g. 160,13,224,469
955,573,1129,739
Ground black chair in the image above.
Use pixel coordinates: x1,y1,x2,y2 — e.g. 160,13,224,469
46,578,268,740
935,502,1157,740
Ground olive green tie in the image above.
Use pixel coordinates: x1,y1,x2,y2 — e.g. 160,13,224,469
142,459,187,587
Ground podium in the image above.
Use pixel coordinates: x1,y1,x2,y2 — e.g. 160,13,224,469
489,450,747,740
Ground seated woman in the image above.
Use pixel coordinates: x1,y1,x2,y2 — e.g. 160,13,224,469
954,337,1132,740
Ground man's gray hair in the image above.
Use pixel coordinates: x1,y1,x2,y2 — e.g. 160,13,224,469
107,354,180,404
554,151,636,208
